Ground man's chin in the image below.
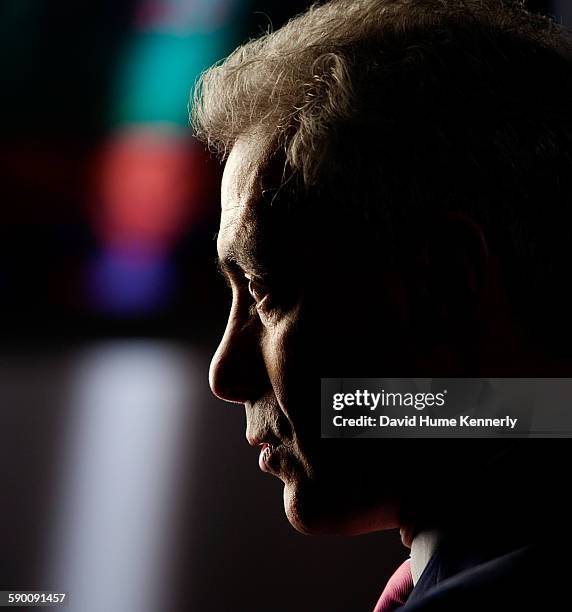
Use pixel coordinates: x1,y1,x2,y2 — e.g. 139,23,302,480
282,479,400,536
283,482,322,535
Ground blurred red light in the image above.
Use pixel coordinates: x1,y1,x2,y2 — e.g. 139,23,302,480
91,126,206,251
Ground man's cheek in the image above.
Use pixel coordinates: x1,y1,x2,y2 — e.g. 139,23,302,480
262,312,310,422
262,308,302,378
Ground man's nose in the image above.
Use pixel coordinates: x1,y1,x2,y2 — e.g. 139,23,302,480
209,315,267,404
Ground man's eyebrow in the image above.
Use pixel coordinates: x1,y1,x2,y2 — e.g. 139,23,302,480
216,247,268,283
216,255,239,286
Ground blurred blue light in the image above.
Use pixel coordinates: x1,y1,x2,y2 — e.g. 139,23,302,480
86,246,175,315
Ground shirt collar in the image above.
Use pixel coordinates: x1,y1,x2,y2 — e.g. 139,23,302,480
410,529,441,585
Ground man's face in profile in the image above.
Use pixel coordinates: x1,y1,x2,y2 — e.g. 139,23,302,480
209,137,408,535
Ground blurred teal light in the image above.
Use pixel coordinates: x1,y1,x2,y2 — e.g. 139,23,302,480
109,0,243,127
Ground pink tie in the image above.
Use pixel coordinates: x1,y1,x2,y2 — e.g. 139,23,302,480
373,558,414,612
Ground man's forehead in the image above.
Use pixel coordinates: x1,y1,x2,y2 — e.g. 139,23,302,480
221,136,274,211
219,136,275,257
217,136,310,283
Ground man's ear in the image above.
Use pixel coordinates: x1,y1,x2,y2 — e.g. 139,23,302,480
413,210,490,341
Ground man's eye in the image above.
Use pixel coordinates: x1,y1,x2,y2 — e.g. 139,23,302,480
247,278,268,305
246,277,278,324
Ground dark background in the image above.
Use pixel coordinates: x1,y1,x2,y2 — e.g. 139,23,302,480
0,1,569,611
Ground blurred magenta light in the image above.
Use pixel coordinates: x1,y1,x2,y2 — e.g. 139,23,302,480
135,0,236,33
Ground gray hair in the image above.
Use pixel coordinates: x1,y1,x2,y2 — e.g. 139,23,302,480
191,0,563,187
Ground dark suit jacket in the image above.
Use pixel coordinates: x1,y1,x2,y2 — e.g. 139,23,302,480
401,536,566,611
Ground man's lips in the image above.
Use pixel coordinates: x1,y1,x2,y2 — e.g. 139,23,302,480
258,442,272,472
246,433,282,473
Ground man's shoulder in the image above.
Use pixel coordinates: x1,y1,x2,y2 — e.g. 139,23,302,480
402,541,564,612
